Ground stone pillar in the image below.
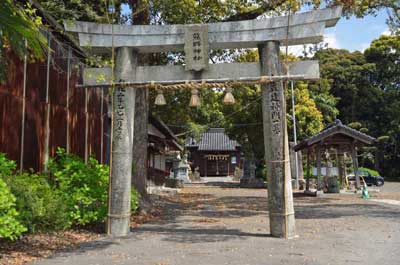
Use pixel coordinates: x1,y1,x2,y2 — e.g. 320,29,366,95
107,47,137,237
258,41,295,239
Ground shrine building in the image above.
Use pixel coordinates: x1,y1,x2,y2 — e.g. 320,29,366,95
186,128,241,177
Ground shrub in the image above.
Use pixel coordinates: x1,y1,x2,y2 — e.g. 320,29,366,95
3,173,68,232
131,188,140,213
0,153,16,178
48,148,110,226
0,178,26,240
48,148,140,226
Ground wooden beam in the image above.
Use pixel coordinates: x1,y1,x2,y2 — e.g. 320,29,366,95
316,146,322,191
351,145,360,189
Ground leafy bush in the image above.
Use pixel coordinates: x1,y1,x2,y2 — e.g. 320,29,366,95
131,188,140,213
3,173,68,232
48,148,140,226
48,148,110,226
0,153,16,178
0,149,140,236
0,178,26,240
256,165,267,180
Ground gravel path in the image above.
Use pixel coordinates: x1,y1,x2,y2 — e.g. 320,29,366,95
33,183,400,265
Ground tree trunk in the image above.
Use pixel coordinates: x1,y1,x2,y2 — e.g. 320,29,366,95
129,0,151,200
132,87,149,198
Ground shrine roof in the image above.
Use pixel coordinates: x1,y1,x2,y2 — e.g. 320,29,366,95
149,116,183,151
186,128,240,151
294,120,375,151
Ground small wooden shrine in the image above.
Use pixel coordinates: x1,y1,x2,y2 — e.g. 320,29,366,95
294,120,375,191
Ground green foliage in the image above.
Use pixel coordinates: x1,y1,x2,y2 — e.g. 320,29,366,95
289,82,324,140
365,35,400,91
0,153,16,178
314,35,400,180
0,150,140,238
0,0,47,82
348,122,362,130
131,187,140,213
47,148,110,226
256,165,267,180
2,173,68,233
48,148,140,226
308,78,339,124
37,0,121,23
0,178,26,240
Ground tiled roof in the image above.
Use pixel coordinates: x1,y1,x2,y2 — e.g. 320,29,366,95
186,128,240,151
294,119,376,151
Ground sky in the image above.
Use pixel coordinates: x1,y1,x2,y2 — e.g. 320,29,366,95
286,9,390,55
323,10,390,52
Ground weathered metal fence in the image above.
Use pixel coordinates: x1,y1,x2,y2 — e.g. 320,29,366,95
0,31,108,172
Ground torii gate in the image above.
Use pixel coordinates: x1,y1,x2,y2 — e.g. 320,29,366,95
64,6,342,239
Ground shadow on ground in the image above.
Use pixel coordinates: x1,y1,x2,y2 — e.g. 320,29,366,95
133,224,271,243
128,189,400,244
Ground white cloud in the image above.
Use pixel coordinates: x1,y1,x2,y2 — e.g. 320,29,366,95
324,33,340,49
359,43,370,52
381,28,392,36
280,33,340,57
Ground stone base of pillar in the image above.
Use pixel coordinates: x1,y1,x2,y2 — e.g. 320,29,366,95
270,214,296,239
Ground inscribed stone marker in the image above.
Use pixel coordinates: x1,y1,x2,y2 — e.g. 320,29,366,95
184,25,209,71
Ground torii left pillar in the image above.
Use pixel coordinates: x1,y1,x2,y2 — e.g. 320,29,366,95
107,47,137,237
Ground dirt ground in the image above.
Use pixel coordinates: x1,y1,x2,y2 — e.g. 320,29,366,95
13,182,400,264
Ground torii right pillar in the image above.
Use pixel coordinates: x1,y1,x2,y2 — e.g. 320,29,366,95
259,41,295,239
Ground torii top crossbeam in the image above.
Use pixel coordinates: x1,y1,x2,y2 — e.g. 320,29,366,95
64,6,342,53
64,6,342,87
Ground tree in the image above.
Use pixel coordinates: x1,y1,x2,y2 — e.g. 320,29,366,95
365,35,400,90
313,34,400,180
313,48,376,123
364,35,400,178
0,0,47,82
288,82,324,140
37,0,122,23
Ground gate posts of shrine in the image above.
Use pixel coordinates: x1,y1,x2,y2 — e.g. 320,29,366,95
107,47,137,236
64,6,342,238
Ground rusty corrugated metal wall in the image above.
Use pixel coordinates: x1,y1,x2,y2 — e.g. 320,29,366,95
0,32,108,171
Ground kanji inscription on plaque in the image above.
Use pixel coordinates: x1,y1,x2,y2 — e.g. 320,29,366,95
184,25,209,71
